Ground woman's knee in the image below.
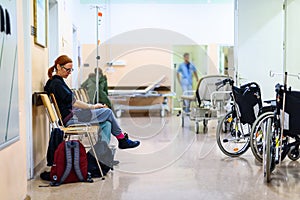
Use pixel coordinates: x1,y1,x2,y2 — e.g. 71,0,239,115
103,108,113,116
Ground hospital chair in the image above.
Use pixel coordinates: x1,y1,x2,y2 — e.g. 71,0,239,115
40,94,105,179
79,88,90,103
72,89,83,101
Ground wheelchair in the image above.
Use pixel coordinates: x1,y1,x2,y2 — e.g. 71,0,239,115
216,78,273,157
249,100,277,163
263,72,300,183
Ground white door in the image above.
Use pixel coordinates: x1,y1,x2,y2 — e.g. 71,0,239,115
72,26,80,89
48,0,59,67
286,0,300,89
236,0,283,100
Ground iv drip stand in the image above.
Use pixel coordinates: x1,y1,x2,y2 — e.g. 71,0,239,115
95,6,100,103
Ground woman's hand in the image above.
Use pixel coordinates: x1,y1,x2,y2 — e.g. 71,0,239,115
93,103,107,109
74,100,108,110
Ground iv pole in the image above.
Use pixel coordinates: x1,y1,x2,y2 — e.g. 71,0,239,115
279,0,287,165
282,0,287,73
233,0,239,85
91,5,104,103
95,6,101,103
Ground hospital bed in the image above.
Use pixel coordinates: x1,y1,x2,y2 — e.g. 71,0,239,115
180,75,231,133
108,76,175,118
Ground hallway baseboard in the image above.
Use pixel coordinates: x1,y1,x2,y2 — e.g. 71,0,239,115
33,159,49,179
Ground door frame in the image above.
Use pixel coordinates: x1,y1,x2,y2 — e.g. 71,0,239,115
24,0,33,179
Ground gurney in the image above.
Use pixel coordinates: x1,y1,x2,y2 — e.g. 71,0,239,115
180,75,231,133
108,76,175,118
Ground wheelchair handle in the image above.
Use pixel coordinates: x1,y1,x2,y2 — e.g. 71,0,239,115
275,83,283,92
270,70,300,79
240,82,260,89
264,100,276,104
215,78,234,87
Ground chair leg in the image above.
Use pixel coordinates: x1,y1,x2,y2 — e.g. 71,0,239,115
93,132,98,143
87,132,105,180
78,135,84,141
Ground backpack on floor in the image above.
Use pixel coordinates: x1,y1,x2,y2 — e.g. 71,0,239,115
87,141,114,177
87,152,111,178
89,141,114,168
50,140,92,186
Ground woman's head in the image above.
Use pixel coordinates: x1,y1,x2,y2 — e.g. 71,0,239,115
48,55,73,79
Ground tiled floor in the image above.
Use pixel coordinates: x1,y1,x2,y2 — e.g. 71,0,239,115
28,115,300,200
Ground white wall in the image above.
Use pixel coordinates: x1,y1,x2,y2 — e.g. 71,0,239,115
73,1,234,45
70,1,234,89
286,0,300,89
109,3,234,45
0,0,28,199
237,0,283,100
71,2,106,44
53,0,90,88
48,1,59,67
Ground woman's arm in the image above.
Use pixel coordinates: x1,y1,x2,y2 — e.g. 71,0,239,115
73,100,106,109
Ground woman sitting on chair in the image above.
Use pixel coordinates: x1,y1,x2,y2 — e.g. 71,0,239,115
44,55,140,149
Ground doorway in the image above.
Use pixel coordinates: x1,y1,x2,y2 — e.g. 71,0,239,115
72,25,81,89
48,0,59,67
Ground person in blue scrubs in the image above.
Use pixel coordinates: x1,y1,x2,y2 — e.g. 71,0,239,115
177,53,199,112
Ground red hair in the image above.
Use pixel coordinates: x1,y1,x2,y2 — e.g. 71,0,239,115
48,55,72,79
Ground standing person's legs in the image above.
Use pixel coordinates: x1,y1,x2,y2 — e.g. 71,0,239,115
186,83,193,112
181,79,191,113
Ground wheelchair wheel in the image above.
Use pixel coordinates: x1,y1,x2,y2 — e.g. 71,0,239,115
288,146,300,161
216,111,250,157
263,117,274,183
250,112,274,163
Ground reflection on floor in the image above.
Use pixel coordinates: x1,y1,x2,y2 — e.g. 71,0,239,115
28,115,300,200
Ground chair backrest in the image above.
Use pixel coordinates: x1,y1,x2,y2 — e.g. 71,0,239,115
79,88,90,103
196,75,231,102
72,89,82,101
49,93,64,127
40,94,60,127
71,89,76,98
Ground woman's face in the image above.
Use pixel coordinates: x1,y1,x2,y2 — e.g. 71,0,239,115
57,63,73,79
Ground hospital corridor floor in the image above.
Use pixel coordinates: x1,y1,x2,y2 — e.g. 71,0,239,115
28,115,300,200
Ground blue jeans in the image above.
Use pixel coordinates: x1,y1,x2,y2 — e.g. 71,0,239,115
66,108,122,144
99,121,111,144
